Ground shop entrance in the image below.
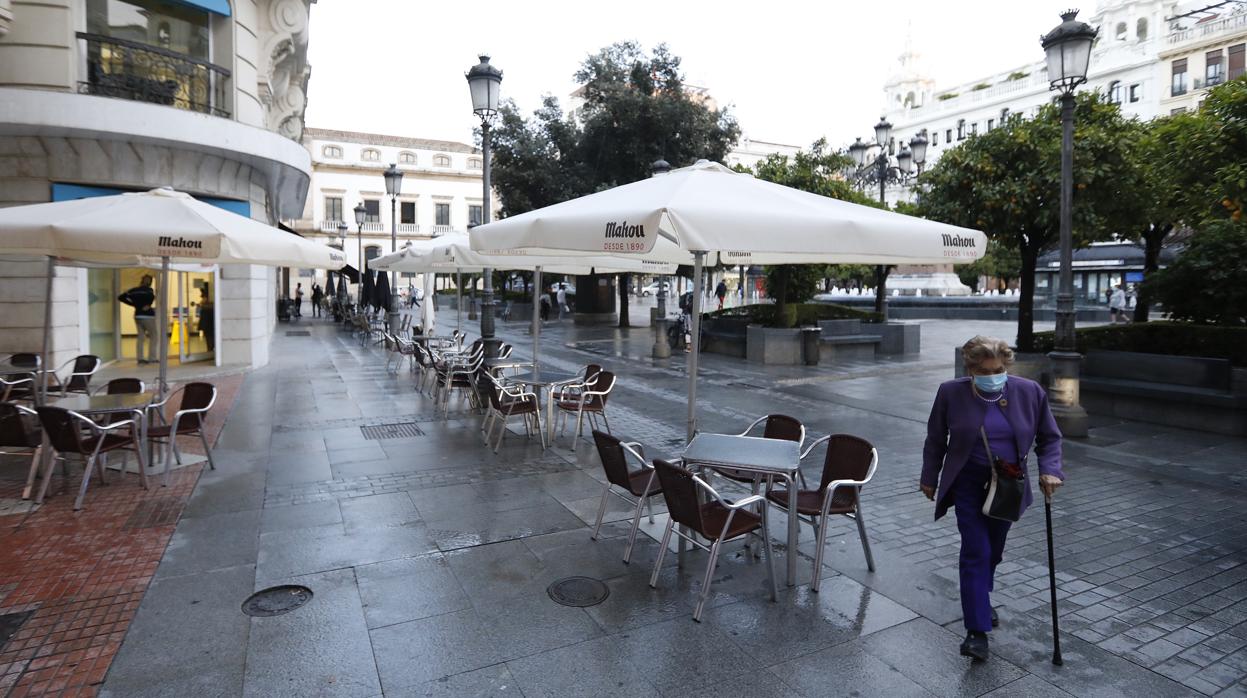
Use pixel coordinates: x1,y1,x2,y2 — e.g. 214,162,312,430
96,267,217,367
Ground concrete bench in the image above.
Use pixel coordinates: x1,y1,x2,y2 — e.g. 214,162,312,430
1079,350,1247,435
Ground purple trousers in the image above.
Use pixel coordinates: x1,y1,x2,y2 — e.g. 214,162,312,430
953,460,1012,633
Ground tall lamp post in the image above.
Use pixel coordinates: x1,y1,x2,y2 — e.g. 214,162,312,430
1041,10,1096,437
466,54,503,356
383,162,403,325
650,158,672,358
353,202,366,305
846,120,927,316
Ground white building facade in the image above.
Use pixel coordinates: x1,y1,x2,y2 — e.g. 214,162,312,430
1158,7,1247,114
292,129,486,286
0,0,314,370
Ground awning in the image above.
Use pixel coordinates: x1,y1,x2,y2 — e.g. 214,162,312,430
172,0,231,16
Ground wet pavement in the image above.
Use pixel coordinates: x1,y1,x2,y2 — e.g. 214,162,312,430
96,312,1247,697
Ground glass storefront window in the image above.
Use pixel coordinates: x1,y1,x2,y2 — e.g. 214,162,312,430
86,0,210,59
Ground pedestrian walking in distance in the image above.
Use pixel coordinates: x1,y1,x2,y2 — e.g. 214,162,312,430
921,335,1065,662
556,283,569,321
118,274,157,364
311,283,323,318
1109,283,1128,324
293,283,304,318
715,279,728,310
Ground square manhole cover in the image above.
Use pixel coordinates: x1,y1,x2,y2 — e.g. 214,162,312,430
286,330,311,337
361,422,424,440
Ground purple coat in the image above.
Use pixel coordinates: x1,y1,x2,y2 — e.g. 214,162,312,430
922,376,1065,521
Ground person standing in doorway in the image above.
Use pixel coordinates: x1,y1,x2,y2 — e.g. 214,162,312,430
293,283,304,318
311,283,323,318
1109,283,1128,324
715,279,728,310
198,286,215,352
119,275,157,364
556,283,569,321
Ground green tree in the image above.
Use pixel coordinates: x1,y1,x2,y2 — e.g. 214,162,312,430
956,239,1022,293
489,42,739,327
917,92,1146,350
1145,219,1247,325
744,139,879,326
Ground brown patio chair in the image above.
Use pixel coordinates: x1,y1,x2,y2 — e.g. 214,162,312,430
649,458,776,621
36,405,148,510
482,372,543,452
2,402,44,501
146,382,217,485
590,430,664,563
765,434,879,591
1,353,40,402
48,354,102,396
555,370,615,451
713,414,805,492
94,378,146,396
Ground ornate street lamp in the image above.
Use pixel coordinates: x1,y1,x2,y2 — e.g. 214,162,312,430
1041,9,1097,438
909,131,929,174
353,201,366,305
383,163,403,311
466,54,503,355
336,221,347,249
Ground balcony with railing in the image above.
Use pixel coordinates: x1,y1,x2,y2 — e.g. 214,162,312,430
397,223,421,234
1167,12,1247,46
318,220,346,232
362,222,385,233
76,32,230,118
430,225,454,235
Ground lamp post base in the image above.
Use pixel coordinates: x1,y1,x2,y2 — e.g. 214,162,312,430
652,318,671,359
1046,350,1089,437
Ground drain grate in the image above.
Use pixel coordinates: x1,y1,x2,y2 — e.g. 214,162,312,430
242,585,313,617
0,610,35,651
547,577,610,607
361,422,424,440
286,330,311,336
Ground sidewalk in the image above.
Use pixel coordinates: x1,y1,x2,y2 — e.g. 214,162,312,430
77,316,1247,696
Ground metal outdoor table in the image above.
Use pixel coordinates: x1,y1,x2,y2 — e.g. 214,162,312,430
482,358,533,375
683,433,802,586
49,392,157,487
507,369,580,447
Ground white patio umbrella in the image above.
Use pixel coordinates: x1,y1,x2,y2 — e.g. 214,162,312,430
372,234,674,368
469,160,987,438
0,187,345,397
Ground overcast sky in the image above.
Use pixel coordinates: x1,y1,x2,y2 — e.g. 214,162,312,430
304,0,1079,150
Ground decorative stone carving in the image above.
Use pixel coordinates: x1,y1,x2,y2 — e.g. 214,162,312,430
256,0,311,142
0,0,13,38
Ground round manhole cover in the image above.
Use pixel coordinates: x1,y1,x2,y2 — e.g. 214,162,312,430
242,585,313,617
547,577,610,607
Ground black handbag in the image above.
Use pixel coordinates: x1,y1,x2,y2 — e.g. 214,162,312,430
981,426,1025,522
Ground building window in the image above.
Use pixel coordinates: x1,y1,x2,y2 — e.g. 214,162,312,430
363,199,380,223
435,203,450,226
323,145,343,158
946,128,953,142
324,196,343,223
1115,21,1127,40
1231,44,1246,81
86,0,209,60
433,154,451,167
398,151,416,164
931,131,939,146
1206,50,1224,86
1172,59,1188,96
400,201,416,225
1171,107,1187,115
364,245,380,264
362,148,381,162
956,120,965,140
468,158,482,169
468,205,482,227
987,119,994,131
1108,80,1122,104
1129,83,1141,103
970,122,978,135
1136,17,1148,41
1001,107,1010,122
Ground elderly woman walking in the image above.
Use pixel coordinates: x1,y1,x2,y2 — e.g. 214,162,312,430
921,336,1065,661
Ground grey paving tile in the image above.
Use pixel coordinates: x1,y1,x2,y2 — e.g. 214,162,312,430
266,450,333,485
427,500,586,551
355,554,470,630
859,617,1026,696
101,564,253,698
615,617,761,691
661,669,802,698
476,593,604,659
339,491,421,533
769,639,935,698
256,521,438,584
386,664,522,697
259,499,343,533
370,608,511,693
979,674,1075,697
155,508,261,579
243,567,380,697
506,635,660,698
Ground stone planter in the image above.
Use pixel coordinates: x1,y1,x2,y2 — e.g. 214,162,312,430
877,322,921,354
747,325,805,365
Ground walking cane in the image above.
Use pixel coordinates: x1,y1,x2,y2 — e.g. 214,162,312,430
1045,490,1063,666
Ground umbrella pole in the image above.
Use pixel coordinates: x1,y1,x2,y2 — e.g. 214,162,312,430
456,270,462,333
39,256,54,404
687,251,705,442
159,256,169,397
532,266,542,371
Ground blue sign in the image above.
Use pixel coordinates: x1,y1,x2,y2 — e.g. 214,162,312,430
1125,271,1144,283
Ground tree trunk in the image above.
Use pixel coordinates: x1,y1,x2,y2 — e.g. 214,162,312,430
1016,244,1039,352
618,273,630,327
874,265,887,315
1133,224,1169,323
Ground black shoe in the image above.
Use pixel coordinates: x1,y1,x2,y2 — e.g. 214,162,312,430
960,631,989,661
992,607,999,628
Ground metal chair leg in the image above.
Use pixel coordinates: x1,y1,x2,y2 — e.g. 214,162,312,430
21,446,41,500
198,429,215,470
623,492,647,564
570,409,585,451
694,538,724,622
601,410,611,434
812,510,831,593
855,500,876,572
761,507,778,601
650,519,674,588
35,452,58,504
591,483,611,541
74,454,98,510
